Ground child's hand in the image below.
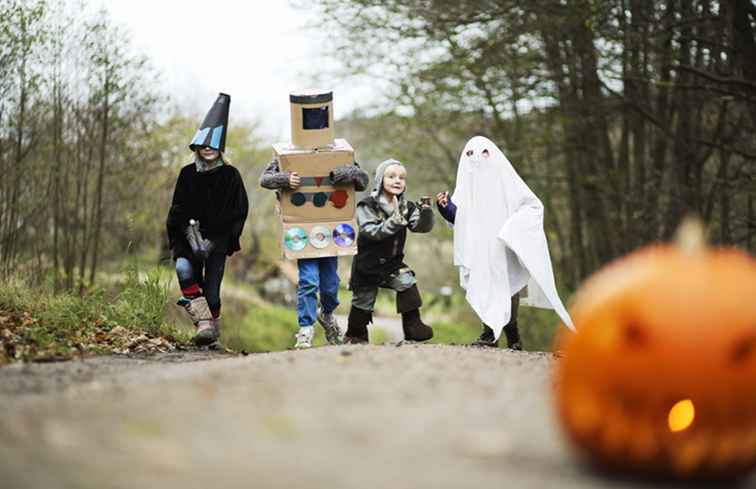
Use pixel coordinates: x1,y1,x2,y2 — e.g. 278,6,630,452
289,172,301,189
391,196,408,225
436,191,449,208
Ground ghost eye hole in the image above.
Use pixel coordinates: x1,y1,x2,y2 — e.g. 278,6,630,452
465,149,474,157
482,149,490,157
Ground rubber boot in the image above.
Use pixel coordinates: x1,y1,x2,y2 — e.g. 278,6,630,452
344,306,371,344
504,320,523,351
470,324,499,348
396,284,433,342
182,296,217,346
401,309,433,342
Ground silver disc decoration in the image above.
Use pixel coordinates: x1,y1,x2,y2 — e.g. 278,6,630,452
309,226,331,249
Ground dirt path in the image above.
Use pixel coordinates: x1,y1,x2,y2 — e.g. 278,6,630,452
1,346,751,489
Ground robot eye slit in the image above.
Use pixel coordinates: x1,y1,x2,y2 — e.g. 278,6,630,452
482,148,490,157
466,149,474,157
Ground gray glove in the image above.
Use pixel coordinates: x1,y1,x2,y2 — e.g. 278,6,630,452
185,220,213,260
330,165,361,185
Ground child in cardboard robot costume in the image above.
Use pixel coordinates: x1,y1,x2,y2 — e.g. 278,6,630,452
166,93,249,346
260,90,368,349
436,136,573,348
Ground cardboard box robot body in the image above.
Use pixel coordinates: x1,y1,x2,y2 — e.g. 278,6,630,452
275,91,359,260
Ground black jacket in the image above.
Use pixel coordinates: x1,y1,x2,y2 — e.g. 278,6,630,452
166,163,249,260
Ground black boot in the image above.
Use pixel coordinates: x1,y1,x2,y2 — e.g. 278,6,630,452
396,285,433,342
401,309,433,342
470,324,499,348
504,321,523,351
344,306,371,344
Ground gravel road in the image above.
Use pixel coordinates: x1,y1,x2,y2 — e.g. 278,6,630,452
1,345,752,489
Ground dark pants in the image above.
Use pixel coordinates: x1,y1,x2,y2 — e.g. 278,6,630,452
175,252,226,312
508,293,520,326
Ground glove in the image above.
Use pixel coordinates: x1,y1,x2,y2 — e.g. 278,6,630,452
185,220,210,260
202,238,216,256
329,165,357,185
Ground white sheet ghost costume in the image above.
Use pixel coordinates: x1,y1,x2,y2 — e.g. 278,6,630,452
451,136,574,340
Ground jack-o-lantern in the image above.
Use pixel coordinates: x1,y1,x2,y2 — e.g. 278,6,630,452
554,221,756,480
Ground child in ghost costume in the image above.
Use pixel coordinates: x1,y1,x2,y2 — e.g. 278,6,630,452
345,159,435,343
436,136,574,348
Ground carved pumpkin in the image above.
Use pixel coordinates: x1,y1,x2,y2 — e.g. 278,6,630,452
554,224,756,480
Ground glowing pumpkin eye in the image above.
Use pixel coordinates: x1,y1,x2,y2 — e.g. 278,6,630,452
623,323,647,348
465,149,474,157
731,335,756,365
482,149,490,158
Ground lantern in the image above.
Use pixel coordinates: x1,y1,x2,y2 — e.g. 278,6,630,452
554,220,756,480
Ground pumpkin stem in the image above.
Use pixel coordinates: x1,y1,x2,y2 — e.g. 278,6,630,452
675,216,707,253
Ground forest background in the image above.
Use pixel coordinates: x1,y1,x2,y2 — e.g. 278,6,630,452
1,0,755,355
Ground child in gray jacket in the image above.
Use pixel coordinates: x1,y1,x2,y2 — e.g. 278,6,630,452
346,159,434,343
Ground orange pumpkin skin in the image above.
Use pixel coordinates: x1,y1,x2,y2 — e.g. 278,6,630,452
555,245,756,480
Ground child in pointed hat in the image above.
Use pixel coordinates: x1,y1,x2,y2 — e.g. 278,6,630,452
166,93,249,345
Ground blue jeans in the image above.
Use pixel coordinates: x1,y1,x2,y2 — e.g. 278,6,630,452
175,253,226,312
297,257,340,327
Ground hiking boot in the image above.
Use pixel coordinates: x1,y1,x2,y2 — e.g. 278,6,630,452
180,296,217,346
471,324,499,348
344,306,371,344
401,309,433,342
504,321,523,351
317,309,343,345
294,326,315,349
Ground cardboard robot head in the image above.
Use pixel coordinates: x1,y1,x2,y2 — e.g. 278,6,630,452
290,90,334,149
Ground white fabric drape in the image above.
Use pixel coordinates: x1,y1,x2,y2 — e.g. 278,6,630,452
452,136,574,340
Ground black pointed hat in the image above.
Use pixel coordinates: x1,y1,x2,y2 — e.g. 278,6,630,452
189,93,230,152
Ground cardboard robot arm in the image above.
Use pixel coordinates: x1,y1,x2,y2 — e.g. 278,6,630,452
259,159,293,190
329,161,369,191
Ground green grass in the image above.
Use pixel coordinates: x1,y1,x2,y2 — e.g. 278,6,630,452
222,302,298,353
0,265,192,363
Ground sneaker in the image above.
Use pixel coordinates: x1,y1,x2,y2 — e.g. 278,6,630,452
294,326,315,349
317,310,343,345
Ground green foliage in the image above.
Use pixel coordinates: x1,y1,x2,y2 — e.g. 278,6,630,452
0,268,189,363
428,320,478,346
225,303,315,353
111,265,174,337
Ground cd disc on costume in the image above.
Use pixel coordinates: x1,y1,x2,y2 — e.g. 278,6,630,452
309,226,330,249
284,227,308,251
333,223,356,247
